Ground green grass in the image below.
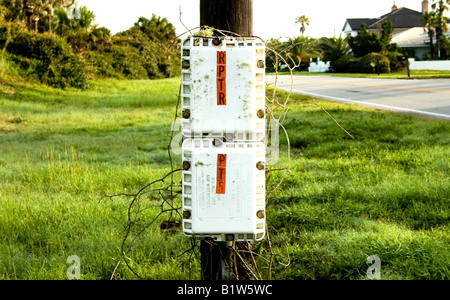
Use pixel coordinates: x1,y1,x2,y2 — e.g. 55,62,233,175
269,69,450,79
0,59,448,279
262,90,449,279
0,68,191,279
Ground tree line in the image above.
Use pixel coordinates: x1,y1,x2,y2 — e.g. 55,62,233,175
272,1,449,74
268,13,449,74
266,21,406,74
0,0,180,88
1,1,448,87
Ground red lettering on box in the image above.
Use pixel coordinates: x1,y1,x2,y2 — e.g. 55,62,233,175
216,154,227,194
217,51,226,106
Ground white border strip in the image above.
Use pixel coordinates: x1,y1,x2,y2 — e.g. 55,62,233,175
280,87,450,120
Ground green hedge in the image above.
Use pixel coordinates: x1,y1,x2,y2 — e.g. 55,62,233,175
331,52,402,74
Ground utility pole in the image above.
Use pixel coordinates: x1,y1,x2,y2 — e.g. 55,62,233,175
200,0,253,36
195,0,257,281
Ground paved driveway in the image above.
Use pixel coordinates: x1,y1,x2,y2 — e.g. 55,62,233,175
266,75,450,120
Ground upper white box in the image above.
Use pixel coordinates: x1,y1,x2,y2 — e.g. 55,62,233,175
181,37,266,141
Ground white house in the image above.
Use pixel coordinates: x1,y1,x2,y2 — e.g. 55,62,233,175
342,1,450,59
342,1,428,37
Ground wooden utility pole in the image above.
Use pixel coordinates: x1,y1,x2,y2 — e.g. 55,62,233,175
200,0,253,36
199,0,255,281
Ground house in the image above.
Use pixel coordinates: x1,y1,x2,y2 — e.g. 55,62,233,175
391,27,430,58
342,1,426,37
342,1,450,59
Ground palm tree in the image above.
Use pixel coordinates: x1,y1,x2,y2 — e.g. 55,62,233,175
431,0,450,59
136,15,176,41
421,11,438,59
287,36,318,69
30,0,48,32
18,0,47,31
56,5,94,34
1,0,75,32
21,0,35,29
439,34,450,55
54,4,109,53
87,24,111,49
135,14,177,48
295,15,310,36
1,0,25,24
42,0,74,33
317,34,350,63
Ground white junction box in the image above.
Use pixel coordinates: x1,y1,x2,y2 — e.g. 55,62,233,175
182,139,266,242
181,36,266,141
180,36,266,242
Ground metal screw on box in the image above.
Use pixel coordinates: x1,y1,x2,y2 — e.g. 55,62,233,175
182,60,190,69
182,109,190,119
212,37,221,46
256,161,265,170
256,109,265,119
182,161,191,171
257,60,265,69
183,210,191,219
256,210,265,219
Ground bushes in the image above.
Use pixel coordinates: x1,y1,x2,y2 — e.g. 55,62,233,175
357,53,390,73
327,21,404,74
0,23,88,89
86,16,180,80
332,55,359,73
109,44,148,79
0,13,181,88
386,52,406,72
331,53,403,74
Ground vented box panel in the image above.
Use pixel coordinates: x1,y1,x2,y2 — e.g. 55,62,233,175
182,139,266,242
181,37,266,141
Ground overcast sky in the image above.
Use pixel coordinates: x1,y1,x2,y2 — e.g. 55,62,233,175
76,0,448,40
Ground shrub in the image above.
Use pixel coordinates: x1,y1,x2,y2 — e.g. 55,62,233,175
357,53,390,73
85,48,119,79
331,55,360,73
0,23,88,89
0,13,181,84
386,52,406,72
113,25,180,79
348,24,383,57
110,44,148,79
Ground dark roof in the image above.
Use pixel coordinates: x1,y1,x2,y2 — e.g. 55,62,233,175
344,7,423,31
374,7,423,28
345,18,379,30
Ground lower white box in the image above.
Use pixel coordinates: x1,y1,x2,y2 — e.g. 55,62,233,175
182,138,266,242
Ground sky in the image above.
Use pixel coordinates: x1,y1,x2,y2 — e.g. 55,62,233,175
75,0,446,40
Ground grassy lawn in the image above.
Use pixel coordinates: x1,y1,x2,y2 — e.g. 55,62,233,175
0,75,191,279
265,90,449,279
0,69,448,279
269,69,450,79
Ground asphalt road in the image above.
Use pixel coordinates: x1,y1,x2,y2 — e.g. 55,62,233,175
266,75,450,120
